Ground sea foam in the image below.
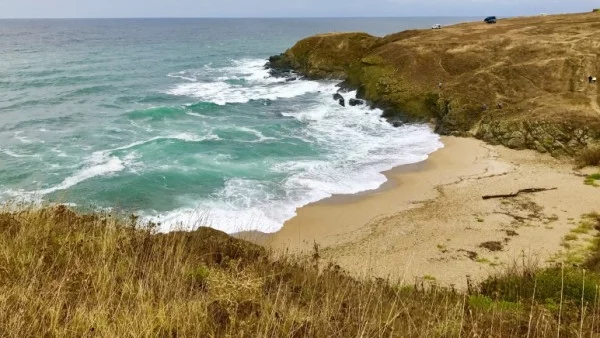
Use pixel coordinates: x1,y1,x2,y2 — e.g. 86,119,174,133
166,59,329,105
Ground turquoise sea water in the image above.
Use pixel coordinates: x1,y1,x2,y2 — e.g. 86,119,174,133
0,18,469,233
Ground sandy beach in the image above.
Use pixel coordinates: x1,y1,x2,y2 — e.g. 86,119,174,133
262,136,600,288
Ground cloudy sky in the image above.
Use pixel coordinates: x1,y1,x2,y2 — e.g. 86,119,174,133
0,0,596,18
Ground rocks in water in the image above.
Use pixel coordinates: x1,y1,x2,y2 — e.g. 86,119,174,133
333,93,345,107
266,54,292,71
335,80,356,93
266,54,295,78
384,116,404,128
285,77,297,82
331,93,364,108
269,69,289,78
349,98,364,106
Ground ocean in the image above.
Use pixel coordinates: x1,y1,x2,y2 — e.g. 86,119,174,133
0,18,469,233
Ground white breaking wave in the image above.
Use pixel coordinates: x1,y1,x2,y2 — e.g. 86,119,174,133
186,112,204,118
14,131,32,144
30,132,219,196
234,126,277,142
50,147,69,158
210,59,284,84
167,71,197,82
109,132,220,153
168,80,329,106
166,58,326,105
219,59,284,83
169,132,216,142
1,148,41,158
38,152,126,195
167,59,280,84
151,80,443,233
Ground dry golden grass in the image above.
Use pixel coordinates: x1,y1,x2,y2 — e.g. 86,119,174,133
374,13,600,130
577,146,600,167
2,205,600,337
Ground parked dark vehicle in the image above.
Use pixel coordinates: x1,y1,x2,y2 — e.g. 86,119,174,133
484,16,497,24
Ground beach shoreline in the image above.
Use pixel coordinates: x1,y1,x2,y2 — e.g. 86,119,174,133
247,136,599,288
233,148,436,244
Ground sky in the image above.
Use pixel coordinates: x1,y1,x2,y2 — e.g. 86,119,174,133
0,0,596,18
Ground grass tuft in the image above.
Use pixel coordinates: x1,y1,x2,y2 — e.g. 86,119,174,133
584,173,600,187
480,241,504,251
577,147,600,168
564,233,578,241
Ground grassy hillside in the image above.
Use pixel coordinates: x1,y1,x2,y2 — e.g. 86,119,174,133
270,12,600,156
2,206,600,337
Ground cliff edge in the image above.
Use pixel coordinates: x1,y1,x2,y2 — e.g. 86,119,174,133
269,12,600,156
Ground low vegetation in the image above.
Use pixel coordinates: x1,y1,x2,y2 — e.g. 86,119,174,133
576,147,600,168
479,241,504,252
585,173,600,187
2,206,600,337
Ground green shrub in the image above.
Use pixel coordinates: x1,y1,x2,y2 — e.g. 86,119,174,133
582,213,600,271
468,295,523,313
188,265,211,290
480,268,600,305
584,173,600,187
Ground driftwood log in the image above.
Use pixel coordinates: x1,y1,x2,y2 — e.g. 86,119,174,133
482,187,558,200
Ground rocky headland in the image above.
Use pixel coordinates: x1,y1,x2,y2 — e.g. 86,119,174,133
268,12,600,156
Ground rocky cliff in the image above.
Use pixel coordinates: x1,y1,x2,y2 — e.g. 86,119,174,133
268,13,600,156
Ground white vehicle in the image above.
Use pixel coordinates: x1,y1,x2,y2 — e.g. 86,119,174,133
432,24,442,29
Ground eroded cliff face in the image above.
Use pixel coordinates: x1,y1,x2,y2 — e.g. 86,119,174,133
476,118,600,156
270,13,600,156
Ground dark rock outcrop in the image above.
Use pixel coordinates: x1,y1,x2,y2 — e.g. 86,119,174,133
349,98,364,106
333,93,345,107
266,54,292,72
265,54,295,78
336,80,357,93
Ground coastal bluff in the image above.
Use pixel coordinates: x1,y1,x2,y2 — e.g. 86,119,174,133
268,12,600,156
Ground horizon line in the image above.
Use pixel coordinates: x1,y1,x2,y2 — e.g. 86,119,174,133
0,13,582,20
0,15,487,20
0,9,591,20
